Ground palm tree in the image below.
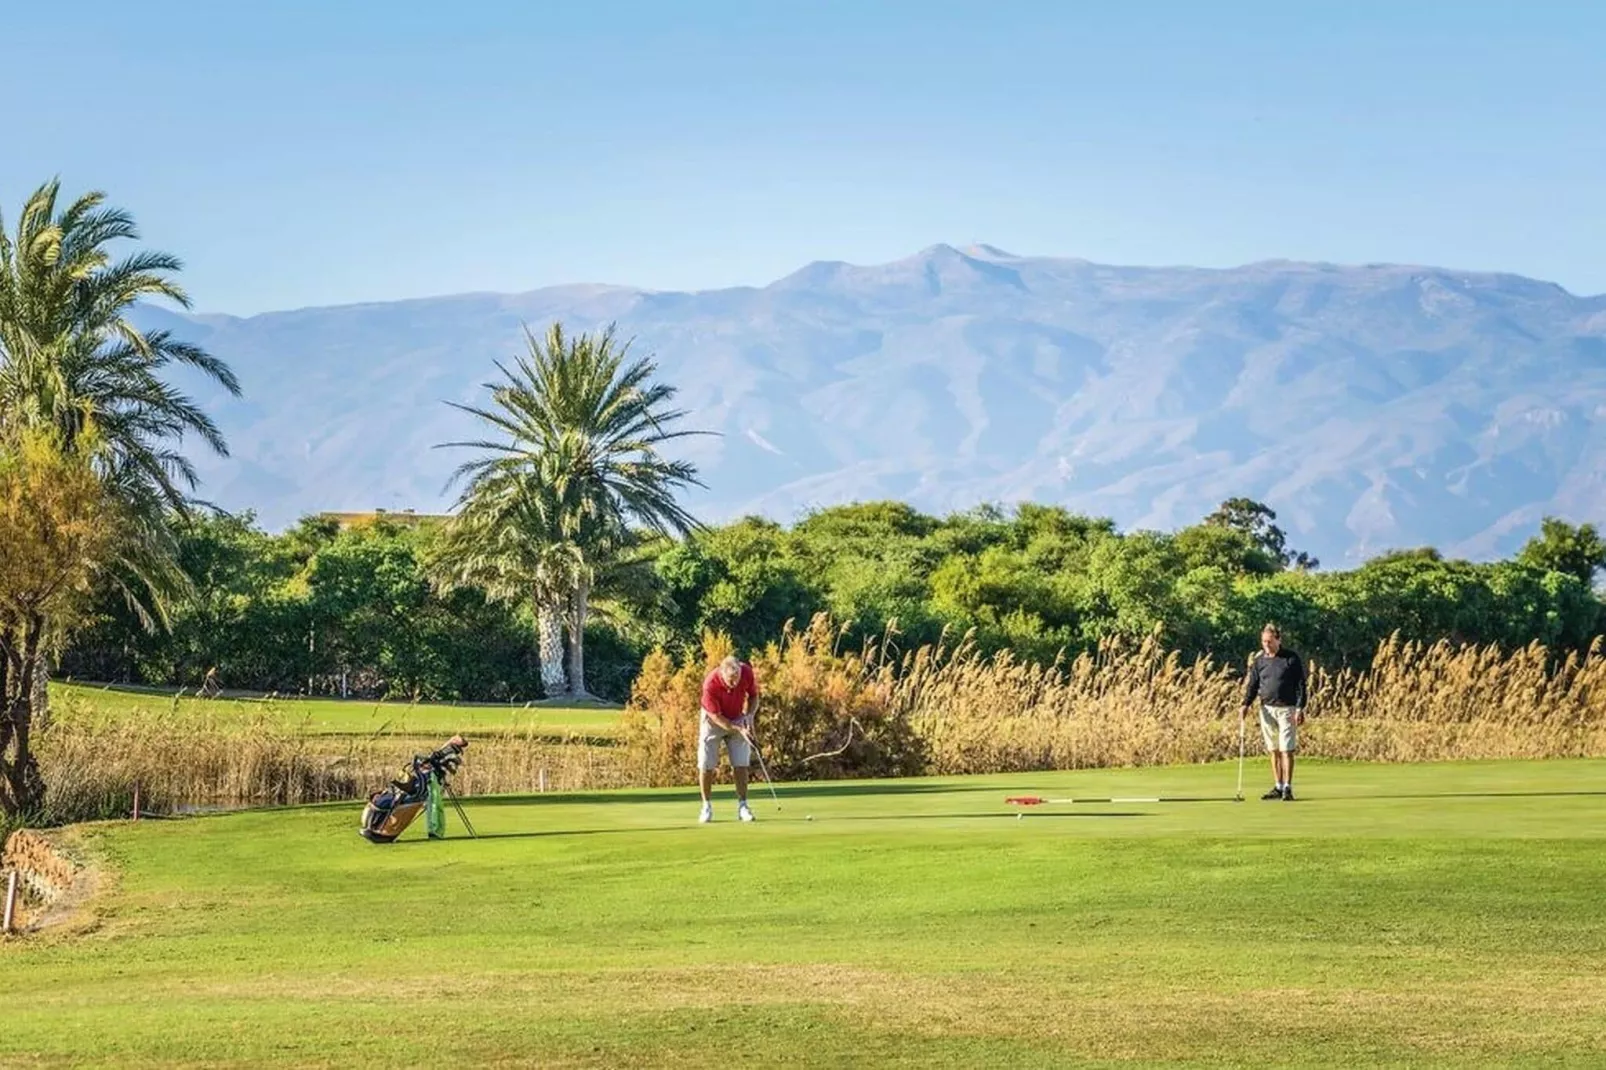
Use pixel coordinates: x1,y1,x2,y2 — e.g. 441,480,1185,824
437,321,710,698
429,466,586,697
0,177,237,813
0,178,240,502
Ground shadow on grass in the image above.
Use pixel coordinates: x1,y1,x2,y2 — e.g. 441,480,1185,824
1323,790,1606,802
458,781,1009,808
400,808,1144,843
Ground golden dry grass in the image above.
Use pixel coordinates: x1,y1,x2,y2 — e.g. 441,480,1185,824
622,615,1606,781
33,694,631,823
30,620,1606,816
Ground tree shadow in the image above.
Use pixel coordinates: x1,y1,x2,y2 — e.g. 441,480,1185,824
457,782,1008,808
1326,789,1606,802
393,809,1143,842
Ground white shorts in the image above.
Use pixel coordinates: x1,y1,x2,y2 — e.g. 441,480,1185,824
698,714,751,771
1260,705,1299,753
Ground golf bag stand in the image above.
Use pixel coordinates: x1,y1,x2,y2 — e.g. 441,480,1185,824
360,735,469,843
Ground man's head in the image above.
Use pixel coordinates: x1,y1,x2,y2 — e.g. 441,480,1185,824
1261,624,1282,655
718,655,743,688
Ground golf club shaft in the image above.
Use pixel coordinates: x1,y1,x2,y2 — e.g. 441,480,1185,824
1236,713,1247,799
748,734,782,807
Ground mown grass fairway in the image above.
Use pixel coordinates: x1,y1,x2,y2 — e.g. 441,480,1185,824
50,681,622,739
5,759,1605,1068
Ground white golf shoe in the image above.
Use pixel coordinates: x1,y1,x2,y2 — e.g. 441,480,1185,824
698,802,713,824
737,802,756,823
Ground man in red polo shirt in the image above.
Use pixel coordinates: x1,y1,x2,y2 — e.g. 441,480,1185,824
698,654,761,823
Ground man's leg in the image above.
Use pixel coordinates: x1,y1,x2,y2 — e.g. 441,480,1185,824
1281,713,1298,799
696,718,719,822
731,731,754,820
1258,707,1283,798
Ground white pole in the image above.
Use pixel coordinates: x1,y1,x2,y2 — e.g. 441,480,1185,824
539,767,547,793
3,870,17,934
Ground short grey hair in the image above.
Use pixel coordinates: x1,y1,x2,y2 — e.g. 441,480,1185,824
718,655,742,674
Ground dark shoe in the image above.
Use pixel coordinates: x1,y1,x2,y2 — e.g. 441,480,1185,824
1282,787,1295,801
1261,786,1284,800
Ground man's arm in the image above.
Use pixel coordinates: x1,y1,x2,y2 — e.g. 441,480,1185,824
704,708,741,732
743,689,760,736
1240,657,1260,712
1294,653,1308,713
700,675,738,732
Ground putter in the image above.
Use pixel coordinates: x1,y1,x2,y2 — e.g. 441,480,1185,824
1235,712,1247,802
747,732,782,810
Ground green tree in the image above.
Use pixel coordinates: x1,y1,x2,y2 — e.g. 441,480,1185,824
655,518,822,654
437,322,708,697
1079,530,1191,643
1204,497,1318,570
0,429,121,816
0,179,236,809
1517,517,1606,587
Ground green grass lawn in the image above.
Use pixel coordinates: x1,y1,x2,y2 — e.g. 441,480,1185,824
5,758,1605,1068
50,681,623,739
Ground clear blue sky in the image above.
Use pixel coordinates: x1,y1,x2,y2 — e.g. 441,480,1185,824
5,0,1603,315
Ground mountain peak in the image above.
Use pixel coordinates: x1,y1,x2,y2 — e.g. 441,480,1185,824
961,243,1019,260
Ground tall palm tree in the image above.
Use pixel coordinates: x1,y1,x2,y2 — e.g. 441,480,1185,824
0,177,237,812
437,321,710,698
0,178,240,501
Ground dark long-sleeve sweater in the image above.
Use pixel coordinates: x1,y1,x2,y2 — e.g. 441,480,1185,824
1243,648,1307,708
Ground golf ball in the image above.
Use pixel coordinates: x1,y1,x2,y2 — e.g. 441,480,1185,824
1017,813,1023,820
806,815,814,821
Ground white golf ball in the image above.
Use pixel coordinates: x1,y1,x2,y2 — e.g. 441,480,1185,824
1017,813,1023,820
806,814,814,821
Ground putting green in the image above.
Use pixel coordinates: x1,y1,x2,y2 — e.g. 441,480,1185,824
4,758,1604,1067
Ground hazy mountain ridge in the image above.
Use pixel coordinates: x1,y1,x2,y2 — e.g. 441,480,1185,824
145,244,1606,567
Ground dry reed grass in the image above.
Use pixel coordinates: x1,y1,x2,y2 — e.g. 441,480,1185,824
32,694,630,825
28,623,1606,819
619,616,927,787
623,615,1606,781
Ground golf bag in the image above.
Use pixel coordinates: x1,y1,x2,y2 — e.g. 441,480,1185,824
359,735,468,843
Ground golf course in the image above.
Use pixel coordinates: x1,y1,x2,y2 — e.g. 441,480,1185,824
4,757,1603,1068
49,682,624,740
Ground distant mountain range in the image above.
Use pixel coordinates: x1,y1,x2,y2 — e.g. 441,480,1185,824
142,243,1606,568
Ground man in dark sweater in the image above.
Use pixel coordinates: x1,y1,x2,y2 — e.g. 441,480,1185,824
1239,624,1308,800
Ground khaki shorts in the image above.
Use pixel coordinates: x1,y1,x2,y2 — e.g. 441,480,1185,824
698,714,751,771
1260,705,1299,753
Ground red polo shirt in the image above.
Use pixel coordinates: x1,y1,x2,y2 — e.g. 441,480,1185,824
702,663,758,720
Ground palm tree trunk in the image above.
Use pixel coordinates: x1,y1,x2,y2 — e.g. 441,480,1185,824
564,576,596,701
536,600,567,698
0,616,47,818
31,649,50,733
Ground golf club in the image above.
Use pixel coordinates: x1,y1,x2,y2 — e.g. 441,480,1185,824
1236,710,1247,802
746,730,782,810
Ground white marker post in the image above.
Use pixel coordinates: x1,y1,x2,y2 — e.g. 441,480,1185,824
3,870,18,935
